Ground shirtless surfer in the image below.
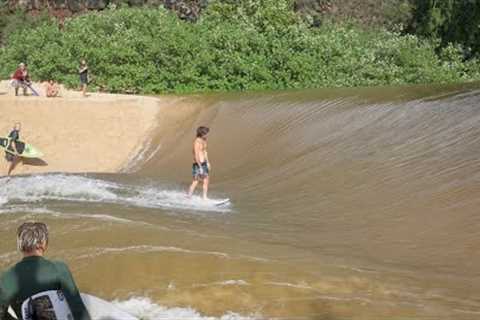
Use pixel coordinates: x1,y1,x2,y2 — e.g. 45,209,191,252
188,126,211,200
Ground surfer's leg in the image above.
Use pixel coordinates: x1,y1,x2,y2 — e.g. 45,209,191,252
5,154,13,175
202,176,209,200
188,180,199,197
12,80,19,96
82,83,87,97
7,156,19,176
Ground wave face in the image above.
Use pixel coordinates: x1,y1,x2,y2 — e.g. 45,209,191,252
1,83,480,319
140,84,480,274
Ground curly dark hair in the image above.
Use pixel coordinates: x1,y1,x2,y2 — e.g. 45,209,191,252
196,126,210,138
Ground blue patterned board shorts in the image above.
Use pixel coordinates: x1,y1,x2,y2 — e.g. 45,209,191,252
192,162,209,179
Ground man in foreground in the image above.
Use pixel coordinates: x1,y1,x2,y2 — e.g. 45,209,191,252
188,126,211,200
0,222,91,320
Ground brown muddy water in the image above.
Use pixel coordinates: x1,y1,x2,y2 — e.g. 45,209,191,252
1,83,480,319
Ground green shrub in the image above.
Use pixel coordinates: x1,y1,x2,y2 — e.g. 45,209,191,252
0,1,478,94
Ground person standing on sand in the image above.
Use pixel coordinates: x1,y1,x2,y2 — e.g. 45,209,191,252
79,59,88,97
10,63,28,96
0,222,91,320
5,122,22,176
188,126,211,200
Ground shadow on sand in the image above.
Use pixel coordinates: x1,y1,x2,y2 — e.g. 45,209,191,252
21,157,48,167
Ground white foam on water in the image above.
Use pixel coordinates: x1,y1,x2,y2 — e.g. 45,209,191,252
121,138,163,173
72,213,135,224
194,280,250,288
0,206,60,216
0,251,18,266
75,245,269,264
0,174,231,213
265,281,316,291
0,175,119,203
0,196,7,206
113,297,261,320
0,205,135,225
76,245,231,260
127,188,231,213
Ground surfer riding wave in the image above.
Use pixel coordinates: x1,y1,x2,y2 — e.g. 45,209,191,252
188,126,211,200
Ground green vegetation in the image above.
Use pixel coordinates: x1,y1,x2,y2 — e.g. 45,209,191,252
407,0,480,59
0,0,479,94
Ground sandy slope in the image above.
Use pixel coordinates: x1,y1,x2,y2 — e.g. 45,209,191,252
0,80,175,176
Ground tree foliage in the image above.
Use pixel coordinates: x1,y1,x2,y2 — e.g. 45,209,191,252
408,0,480,58
0,1,478,94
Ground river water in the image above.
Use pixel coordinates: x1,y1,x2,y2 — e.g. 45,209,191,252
1,83,480,319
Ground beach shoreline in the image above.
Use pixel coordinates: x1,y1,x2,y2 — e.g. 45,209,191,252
0,80,175,176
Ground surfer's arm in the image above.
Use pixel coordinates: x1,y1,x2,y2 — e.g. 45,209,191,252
55,262,92,320
205,151,211,170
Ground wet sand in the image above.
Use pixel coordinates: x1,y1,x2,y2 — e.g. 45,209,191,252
0,81,177,175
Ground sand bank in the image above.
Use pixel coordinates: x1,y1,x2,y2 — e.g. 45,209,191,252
0,80,176,175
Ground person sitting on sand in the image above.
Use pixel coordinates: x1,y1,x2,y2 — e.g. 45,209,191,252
0,222,91,320
188,126,211,200
5,122,22,176
45,79,59,97
10,63,29,96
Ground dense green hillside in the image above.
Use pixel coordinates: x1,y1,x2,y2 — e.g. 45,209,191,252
1,0,479,94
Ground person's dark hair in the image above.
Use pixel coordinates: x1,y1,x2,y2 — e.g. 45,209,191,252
17,222,49,252
196,126,210,138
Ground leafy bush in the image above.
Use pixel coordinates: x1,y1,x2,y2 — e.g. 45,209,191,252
0,0,479,94
407,0,480,59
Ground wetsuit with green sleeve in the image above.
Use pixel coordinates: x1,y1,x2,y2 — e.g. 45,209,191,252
0,256,91,320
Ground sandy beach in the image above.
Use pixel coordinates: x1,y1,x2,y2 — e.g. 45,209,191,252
0,80,175,176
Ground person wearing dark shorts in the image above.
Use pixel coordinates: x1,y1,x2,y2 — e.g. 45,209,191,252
5,122,21,176
79,59,88,97
192,161,209,179
188,126,211,200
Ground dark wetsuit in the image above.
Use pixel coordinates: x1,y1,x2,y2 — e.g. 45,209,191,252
5,129,19,162
0,256,91,320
